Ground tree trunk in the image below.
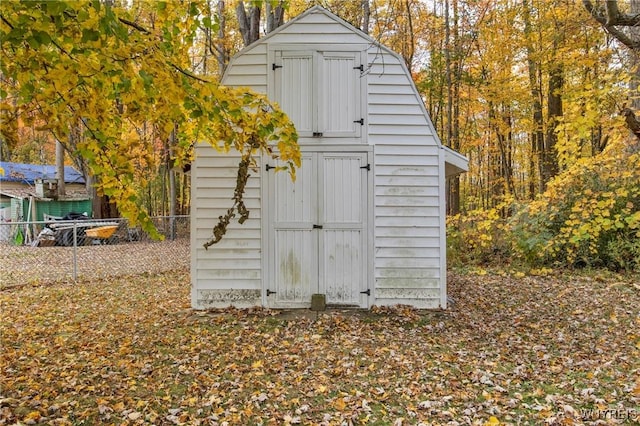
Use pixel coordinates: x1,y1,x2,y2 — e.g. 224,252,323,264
56,140,65,198
403,0,415,72
444,0,457,215
629,0,640,111
497,106,516,198
442,0,463,214
361,0,370,34
523,0,545,196
543,61,562,185
583,0,640,142
217,1,227,76
169,128,177,239
236,1,260,46
266,1,285,33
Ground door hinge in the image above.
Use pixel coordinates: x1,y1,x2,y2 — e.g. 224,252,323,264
360,289,371,296
353,64,364,71
312,132,323,137
360,164,370,171
265,164,275,171
266,289,276,296
272,63,283,71
312,224,323,229
353,118,364,125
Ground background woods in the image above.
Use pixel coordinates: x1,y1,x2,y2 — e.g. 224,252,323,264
1,0,638,269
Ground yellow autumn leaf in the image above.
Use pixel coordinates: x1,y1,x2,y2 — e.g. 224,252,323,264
334,397,347,411
484,416,500,426
24,411,41,421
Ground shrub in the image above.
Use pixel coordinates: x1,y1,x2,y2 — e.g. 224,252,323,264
510,138,640,271
447,198,513,267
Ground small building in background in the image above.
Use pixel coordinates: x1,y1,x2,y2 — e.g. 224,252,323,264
0,161,90,232
191,6,468,310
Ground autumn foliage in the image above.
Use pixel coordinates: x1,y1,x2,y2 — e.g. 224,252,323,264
0,0,300,238
448,137,640,271
513,138,640,270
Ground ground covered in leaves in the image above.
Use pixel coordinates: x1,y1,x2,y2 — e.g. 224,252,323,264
1,270,638,425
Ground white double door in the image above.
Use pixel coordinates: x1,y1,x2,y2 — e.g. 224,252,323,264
265,151,369,308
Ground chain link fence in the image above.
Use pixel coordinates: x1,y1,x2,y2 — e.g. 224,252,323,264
0,215,189,288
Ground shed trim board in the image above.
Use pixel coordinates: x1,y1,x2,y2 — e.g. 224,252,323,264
191,6,468,310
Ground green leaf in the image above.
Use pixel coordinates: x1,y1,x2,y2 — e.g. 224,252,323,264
46,0,68,16
188,2,199,17
81,29,100,43
138,70,153,88
32,31,51,46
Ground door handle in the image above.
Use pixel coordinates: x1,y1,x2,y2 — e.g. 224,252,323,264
312,224,323,229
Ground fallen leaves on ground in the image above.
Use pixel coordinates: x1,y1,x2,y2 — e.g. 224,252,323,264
0,269,638,425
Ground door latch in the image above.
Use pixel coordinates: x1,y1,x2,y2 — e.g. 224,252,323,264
360,289,371,296
313,224,323,229
266,289,276,296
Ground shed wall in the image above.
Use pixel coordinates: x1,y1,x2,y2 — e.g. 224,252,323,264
191,146,263,308
367,50,444,308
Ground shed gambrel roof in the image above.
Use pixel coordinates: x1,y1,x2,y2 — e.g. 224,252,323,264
224,5,468,176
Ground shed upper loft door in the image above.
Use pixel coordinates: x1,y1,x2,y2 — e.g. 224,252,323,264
273,50,363,141
276,51,315,137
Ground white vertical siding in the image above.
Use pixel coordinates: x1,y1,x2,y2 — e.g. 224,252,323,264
319,153,367,306
319,52,361,137
270,154,317,308
275,51,315,136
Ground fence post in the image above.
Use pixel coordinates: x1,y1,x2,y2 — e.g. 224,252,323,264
73,220,77,280
169,215,176,241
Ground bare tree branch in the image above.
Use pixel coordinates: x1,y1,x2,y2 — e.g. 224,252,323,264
583,0,640,51
118,17,151,34
605,0,619,26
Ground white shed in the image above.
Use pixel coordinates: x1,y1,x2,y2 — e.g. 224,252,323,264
191,6,468,310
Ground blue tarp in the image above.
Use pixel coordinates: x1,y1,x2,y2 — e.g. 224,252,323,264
0,161,85,185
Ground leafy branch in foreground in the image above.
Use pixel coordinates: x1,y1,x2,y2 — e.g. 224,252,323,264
0,0,300,240
203,154,251,249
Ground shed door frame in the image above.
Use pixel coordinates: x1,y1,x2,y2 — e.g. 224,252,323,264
261,145,374,308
